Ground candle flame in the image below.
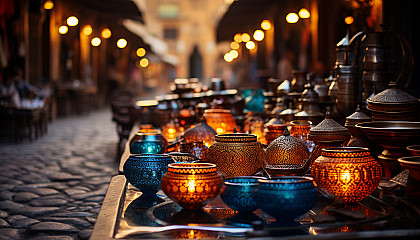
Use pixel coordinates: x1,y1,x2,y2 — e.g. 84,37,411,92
188,180,196,192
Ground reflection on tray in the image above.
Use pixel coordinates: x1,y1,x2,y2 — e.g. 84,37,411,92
116,186,419,239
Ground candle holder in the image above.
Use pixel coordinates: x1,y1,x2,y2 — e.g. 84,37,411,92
220,176,265,213
129,131,168,154
123,154,175,197
255,176,317,223
311,147,382,203
161,163,223,210
202,109,237,134
207,133,264,177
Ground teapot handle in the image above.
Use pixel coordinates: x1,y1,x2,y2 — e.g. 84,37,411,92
390,31,414,89
344,31,365,67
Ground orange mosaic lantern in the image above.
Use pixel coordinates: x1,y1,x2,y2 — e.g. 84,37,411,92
311,147,382,203
290,120,312,141
202,109,237,134
161,163,223,210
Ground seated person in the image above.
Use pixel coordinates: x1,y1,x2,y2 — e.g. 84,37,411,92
0,74,21,108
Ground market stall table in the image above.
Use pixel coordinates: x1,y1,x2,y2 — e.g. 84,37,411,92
91,172,420,239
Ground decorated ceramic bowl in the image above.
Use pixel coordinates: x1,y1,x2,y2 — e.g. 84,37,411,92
255,176,317,222
220,176,265,212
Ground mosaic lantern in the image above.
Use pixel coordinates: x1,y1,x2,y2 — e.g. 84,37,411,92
183,117,216,148
123,154,175,197
161,163,223,210
264,124,286,145
161,118,180,142
265,127,310,165
311,147,382,202
207,133,264,177
202,109,237,134
290,120,312,142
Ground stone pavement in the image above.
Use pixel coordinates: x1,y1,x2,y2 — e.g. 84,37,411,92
0,109,121,240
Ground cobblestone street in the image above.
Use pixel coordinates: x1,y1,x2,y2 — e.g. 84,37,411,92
0,109,120,240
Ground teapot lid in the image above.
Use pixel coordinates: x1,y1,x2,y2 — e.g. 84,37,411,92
368,83,419,104
346,105,371,121
308,109,350,142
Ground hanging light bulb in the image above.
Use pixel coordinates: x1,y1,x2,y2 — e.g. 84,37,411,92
261,20,271,30
91,37,101,46
286,13,299,23
67,16,78,26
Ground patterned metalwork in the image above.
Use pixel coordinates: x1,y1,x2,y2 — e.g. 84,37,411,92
123,154,174,195
161,163,223,210
255,177,317,222
311,147,382,202
367,84,420,121
207,133,264,177
265,127,310,166
220,176,265,212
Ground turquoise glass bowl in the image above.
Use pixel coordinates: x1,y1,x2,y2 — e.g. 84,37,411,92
129,131,168,154
130,140,166,154
255,176,317,222
220,176,265,212
123,154,174,195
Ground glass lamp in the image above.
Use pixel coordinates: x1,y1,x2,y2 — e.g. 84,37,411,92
202,109,237,134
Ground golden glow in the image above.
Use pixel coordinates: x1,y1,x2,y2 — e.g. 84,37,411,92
101,28,112,38
230,41,239,50
345,16,354,25
83,25,92,36
139,58,149,67
187,179,196,193
136,47,146,57
253,30,264,41
245,41,255,50
261,20,271,30
299,8,310,18
117,38,127,48
59,25,68,34
216,128,224,134
91,37,101,46
286,13,299,23
67,16,78,26
229,50,238,58
234,33,242,43
43,0,54,10
168,128,176,134
241,33,251,42
340,169,351,185
224,53,233,62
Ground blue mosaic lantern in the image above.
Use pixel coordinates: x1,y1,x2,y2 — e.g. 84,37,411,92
123,154,174,196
